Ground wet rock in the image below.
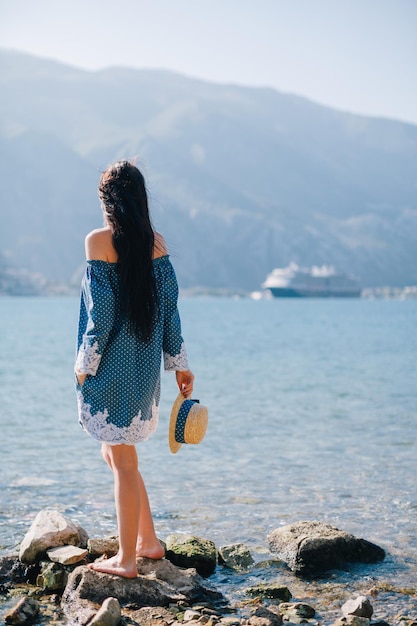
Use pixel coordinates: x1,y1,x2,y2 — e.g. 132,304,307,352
47,545,88,565
218,544,254,570
19,509,88,564
248,605,283,626
4,596,40,624
129,605,177,625
89,597,121,626
246,582,292,602
165,534,217,577
268,521,385,576
87,536,119,558
332,618,370,626
279,602,316,619
342,597,373,619
61,559,223,625
0,555,30,587
36,561,67,592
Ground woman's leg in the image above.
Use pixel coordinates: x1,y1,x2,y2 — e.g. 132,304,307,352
135,470,165,559
89,443,140,577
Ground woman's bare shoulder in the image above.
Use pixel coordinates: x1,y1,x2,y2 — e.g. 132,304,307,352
153,231,168,258
85,227,117,261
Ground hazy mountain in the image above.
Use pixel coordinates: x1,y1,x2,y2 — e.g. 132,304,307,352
1,49,416,290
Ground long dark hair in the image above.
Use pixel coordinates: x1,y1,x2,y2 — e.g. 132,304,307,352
98,160,157,341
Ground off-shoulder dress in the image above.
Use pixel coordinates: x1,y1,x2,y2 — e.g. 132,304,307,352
75,255,189,445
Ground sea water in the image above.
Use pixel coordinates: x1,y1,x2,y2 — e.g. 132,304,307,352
0,296,416,622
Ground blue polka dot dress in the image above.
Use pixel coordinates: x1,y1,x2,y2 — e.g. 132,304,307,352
75,255,189,445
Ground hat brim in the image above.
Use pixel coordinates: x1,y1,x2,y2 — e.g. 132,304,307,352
169,393,187,454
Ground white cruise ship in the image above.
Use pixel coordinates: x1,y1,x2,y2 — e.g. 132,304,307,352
262,263,361,298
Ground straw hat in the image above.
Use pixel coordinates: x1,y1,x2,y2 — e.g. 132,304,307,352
169,393,208,454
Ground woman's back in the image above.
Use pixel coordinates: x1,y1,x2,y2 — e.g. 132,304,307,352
84,226,167,263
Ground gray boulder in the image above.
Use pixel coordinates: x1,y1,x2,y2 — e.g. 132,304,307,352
62,558,223,625
268,521,385,576
342,596,374,618
19,509,88,564
165,534,217,577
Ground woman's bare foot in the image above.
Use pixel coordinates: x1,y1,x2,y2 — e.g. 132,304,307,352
136,539,165,560
88,554,138,578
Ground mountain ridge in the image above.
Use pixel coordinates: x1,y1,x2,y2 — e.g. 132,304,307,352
1,49,416,290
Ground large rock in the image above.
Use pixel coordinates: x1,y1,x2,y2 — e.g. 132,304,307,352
165,534,217,577
19,509,88,564
268,521,385,576
62,558,223,625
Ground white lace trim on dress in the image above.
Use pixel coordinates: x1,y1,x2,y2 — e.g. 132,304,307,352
164,341,189,371
77,396,159,445
75,340,102,376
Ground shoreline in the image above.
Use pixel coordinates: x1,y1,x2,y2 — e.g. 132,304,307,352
1,512,416,625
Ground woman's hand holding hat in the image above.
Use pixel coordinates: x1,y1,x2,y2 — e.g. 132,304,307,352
175,369,194,398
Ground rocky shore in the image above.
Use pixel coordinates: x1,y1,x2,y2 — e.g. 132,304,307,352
0,510,415,626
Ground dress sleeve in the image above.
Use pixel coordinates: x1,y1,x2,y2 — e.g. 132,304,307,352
75,263,116,376
162,263,189,372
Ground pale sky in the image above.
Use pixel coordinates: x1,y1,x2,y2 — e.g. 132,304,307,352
1,0,416,125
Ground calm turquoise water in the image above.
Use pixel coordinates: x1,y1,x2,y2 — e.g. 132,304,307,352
0,296,416,621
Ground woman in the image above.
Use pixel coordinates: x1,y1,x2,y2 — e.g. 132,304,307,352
75,160,194,578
